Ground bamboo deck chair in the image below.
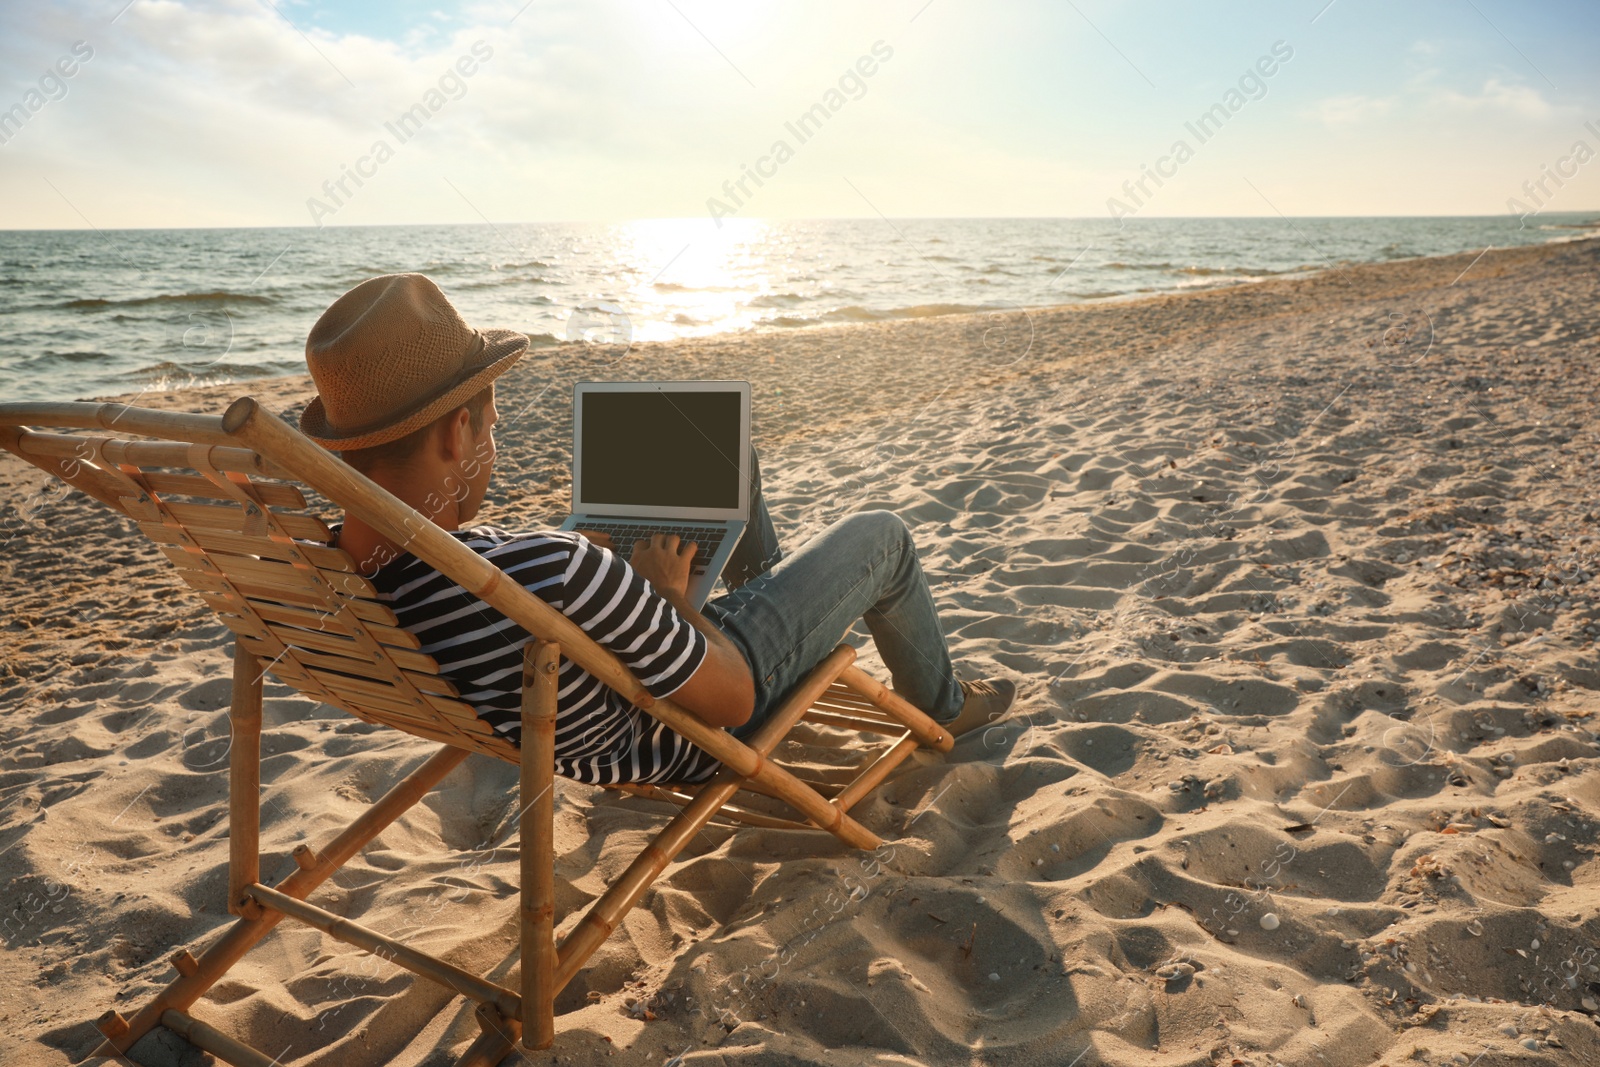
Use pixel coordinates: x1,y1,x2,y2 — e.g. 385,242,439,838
0,396,953,1066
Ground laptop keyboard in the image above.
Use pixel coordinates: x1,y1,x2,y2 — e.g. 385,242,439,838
578,522,728,575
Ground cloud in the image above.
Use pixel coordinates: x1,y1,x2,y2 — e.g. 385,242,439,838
1430,77,1556,120
1306,76,1561,129
1308,94,1396,126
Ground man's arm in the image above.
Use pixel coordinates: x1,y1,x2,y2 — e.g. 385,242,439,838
587,531,755,729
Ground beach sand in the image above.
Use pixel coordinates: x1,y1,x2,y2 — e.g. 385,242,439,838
4,236,1600,1066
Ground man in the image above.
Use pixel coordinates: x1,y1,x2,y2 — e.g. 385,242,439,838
301,273,1015,785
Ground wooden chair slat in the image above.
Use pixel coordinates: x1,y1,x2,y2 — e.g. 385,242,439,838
11,431,291,480
811,696,897,720
303,665,480,722
238,635,457,698
820,686,893,713
317,686,499,749
305,677,461,728
184,549,376,600
610,785,811,831
800,709,906,737
248,618,438,674
207,593,409,640
172,567,396,625
160,546,332,600
139,470,306,509
161,500,331,541
251,614,388,655
140,521,352,572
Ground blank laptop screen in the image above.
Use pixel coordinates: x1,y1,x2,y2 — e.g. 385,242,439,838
579,389,743,509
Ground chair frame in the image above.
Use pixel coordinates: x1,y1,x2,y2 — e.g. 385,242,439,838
0,396,954,1066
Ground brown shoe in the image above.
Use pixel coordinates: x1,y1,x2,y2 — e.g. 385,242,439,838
941,678,1017,738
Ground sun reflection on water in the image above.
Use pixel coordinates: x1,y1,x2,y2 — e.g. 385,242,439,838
600,217,779,342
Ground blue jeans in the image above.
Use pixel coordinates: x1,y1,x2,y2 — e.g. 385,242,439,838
702,448,965,736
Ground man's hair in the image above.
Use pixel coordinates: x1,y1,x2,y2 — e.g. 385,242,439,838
339,384,493,476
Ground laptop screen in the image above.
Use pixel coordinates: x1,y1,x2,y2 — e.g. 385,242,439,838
578,387,744,510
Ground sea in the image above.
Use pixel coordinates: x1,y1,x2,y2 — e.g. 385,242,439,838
1,213,1596,404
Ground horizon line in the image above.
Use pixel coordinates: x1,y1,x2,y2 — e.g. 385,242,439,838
3,209,1599,234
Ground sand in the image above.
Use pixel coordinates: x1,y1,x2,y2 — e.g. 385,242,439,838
3,236,1600,1067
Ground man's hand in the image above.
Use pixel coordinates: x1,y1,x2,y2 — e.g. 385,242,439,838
628,533,698,599
577,528,749,727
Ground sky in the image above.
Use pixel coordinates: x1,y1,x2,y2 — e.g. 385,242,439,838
1,0,1597,229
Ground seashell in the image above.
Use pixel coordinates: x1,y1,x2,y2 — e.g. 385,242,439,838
1260,913,1281,931
1155,962,1196,982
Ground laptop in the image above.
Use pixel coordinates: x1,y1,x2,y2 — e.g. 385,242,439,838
558,381,751,609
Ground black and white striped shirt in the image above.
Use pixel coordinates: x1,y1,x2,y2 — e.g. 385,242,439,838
341,525,719,786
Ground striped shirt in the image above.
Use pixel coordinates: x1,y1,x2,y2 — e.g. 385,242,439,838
333,524,719,786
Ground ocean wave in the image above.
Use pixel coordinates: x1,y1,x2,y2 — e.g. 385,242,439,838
126,359,290,383
748,292,806,308
451,278,555,292
1541,230,1600,245
1105,261,1176,271
43,348,111,364
1172,274,1273,290
1172,265,1280,277
7,349,112,374
61,291,275,310
822,302,1002,323
763,302,1012,327
653,281,741,293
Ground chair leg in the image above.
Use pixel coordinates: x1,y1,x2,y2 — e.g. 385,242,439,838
457,1032,517,1067
228,640,263,917
520,641,559,1050
159,1009,281,1067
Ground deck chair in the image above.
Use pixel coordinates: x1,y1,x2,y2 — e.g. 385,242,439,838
0,396,954,1065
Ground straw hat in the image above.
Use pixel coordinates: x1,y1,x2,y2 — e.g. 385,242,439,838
300,273,528,450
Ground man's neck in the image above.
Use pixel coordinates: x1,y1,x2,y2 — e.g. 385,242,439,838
337,488,462,576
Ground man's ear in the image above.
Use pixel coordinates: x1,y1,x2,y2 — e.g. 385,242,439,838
439,406,473,462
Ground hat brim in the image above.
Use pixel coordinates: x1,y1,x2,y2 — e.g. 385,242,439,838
299,329,529,450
